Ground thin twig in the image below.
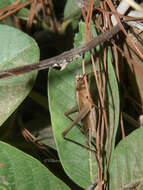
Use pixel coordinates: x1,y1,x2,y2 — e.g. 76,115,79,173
0,24,121,79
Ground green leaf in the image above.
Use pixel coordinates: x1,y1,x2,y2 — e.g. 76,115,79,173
0,0,28,9
48,22,98,188
109,128,143,190
16,8,30,21
105,48,120,164
0,0,11,9
48,22,119,188
0,141,70,190
0,24,39,126
64,0,81,20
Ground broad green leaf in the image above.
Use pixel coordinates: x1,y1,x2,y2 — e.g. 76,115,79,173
109,128,143,190
0,141,70,190
0,0,28,9
64,0,81,20
0,24,39,126
48,22,98,188
64,0,100,21
48,22,119,188
0,0,11,9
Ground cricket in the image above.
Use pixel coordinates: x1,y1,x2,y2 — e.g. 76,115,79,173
62,73,98,153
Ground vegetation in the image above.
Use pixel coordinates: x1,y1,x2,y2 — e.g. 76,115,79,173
0,0,142,190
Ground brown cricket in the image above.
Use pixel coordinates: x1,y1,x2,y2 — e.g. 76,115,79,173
62,74,97,152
